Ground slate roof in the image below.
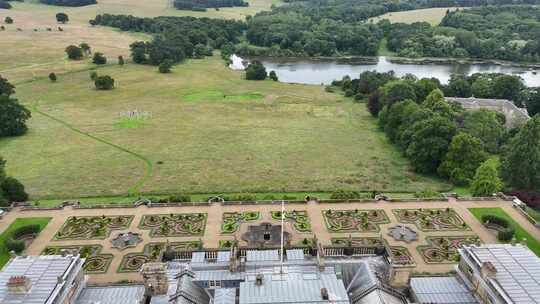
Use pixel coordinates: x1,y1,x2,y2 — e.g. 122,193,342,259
75,285,145,304
410,277,478,304
462,244,540,304
0,255,84,304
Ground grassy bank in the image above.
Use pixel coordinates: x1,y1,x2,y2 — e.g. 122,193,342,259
0,217,51,267
468,207,540,256
369,7,459,26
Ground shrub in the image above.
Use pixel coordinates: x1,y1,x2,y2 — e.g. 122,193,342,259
330,190,362,200
324,86,334,93
92,52,107,64
414,190,442,198
158,60,173,73
56,12,69,23
269,71,278,81
94,75,114,90
1,177,29,202
118,56,124,66
223,193,256,201
90,71,98,80
168,194,191,202
49,72,57,82
4,224,41,253
4,16,13,24
481,214,515,242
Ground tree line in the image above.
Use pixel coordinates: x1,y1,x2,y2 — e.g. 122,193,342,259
0,76,30,206
40,0,97,7
91,14,245,66
385,5,540,62
333,71,540,197
173,0,248,11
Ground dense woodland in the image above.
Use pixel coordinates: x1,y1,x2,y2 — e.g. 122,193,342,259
40,0,97,7
173,0,248,11
91,14,245,65
386,6,540,61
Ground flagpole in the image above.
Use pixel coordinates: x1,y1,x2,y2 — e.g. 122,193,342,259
280,200,284,274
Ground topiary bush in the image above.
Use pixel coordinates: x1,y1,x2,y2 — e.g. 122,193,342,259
1,177,29,202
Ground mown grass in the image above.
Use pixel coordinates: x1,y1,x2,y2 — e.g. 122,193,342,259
1,55,450,198
468,207,540,256
369,7,459,26
0,217,51,267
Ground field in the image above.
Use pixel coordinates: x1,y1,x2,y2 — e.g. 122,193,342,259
0,217,51,266
469,207,540,256
0,0,450,200
369,7,459,26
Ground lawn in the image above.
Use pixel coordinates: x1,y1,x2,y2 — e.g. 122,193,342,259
468,208,540,256
369,7,459,26
0,217,51,267
0,55,450,199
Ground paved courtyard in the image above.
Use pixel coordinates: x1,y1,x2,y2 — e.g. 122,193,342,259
0,198,538,284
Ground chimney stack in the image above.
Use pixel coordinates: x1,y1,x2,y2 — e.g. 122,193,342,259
321,288,329,300
7,276,32,293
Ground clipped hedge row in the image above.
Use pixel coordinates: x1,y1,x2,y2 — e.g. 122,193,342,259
4,224,41,253
481,214,515,242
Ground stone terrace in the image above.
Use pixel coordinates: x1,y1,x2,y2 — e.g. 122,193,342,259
0,197,538,284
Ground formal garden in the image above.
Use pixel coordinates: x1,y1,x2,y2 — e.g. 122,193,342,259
393,208,469,231
119,241,201,272
323,209,389,233
221,211,260,234
41,245,113,273
331,237,384,247
270,210,311,232
389,246,415,266
54,215,133,240
417,236,481,264
219,239,237,249
138,213,207,237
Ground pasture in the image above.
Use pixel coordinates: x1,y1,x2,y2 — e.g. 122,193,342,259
369,7,459,26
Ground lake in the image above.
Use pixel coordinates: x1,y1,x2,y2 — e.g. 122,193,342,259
229,55,540,87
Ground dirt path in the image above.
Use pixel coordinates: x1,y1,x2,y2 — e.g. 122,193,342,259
0,198,538,283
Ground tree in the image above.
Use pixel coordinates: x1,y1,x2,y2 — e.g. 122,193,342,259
367,89,381,117
492,75,525,103
94,75,114,90
79,43,91,56
446,74,472,97
0,76,15,96
438,133,488,185
524,89,540,117
422,89,459,119
406,114,457,173
471,76,493,98
245,61,267,80
65,45,83,60
269,71,278,81
92,52,106,64
118,56,125,66
413,78,440,102
1,177,28,202
193,43,207,59
158,60,172,73
4,16,13,24
48,72,57,82
0,95,31,137
501,115,540,190
56,12,69,24
462,109,505,153
381,80,416,106
89,71,98,81
471,158,502,196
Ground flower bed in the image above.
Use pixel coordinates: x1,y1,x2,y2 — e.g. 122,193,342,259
417,236,480,264
393,208,469,231
322,209,389,233
41,245,112,273
54,215,133,240
389,246,415,266
139,213,207,237
270,210,311,232
221,211,260,234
